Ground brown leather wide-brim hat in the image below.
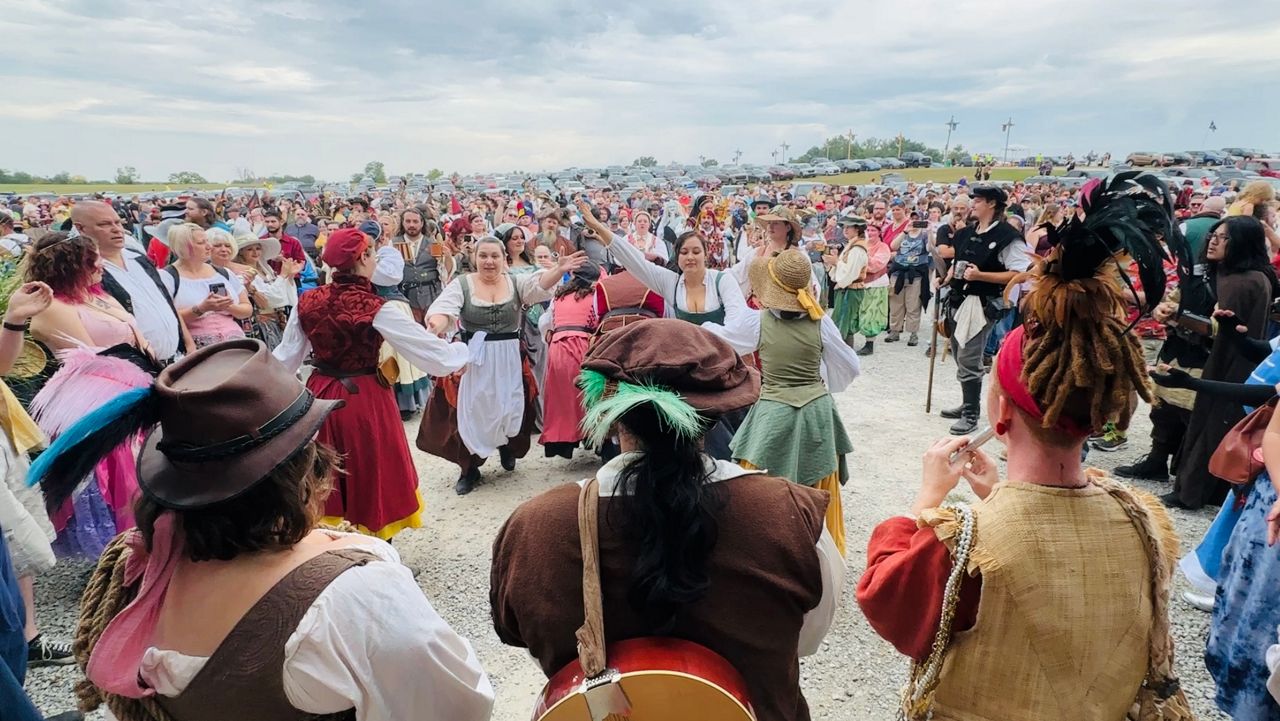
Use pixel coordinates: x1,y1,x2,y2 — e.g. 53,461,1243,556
138,338,342,510
581,318,760,417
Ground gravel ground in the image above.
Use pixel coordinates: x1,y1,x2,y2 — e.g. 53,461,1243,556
25,334,1229,720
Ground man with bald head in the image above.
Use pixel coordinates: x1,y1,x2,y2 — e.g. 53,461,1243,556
72,201,192,362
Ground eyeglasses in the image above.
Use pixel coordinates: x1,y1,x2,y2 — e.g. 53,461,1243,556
1209,231,1229,241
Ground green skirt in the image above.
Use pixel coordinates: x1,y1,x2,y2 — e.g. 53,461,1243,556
730,394,852,486
832,287,888,338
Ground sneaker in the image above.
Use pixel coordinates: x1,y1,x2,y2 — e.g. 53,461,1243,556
1089,422,1127,452
884,332,900,343
1181,589,1214,612
907,333,919,346
27,634,75,668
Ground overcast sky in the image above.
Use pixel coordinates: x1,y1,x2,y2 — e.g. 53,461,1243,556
5,0,1274,181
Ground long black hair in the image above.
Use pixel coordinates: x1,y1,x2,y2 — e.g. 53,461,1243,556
609,402,722,632
665,230,705,274
1204,215,1280,299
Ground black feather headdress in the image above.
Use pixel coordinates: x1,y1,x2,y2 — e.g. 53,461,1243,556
1042,170,1177,314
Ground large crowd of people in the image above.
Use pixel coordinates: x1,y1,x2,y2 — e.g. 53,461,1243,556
1,164,1279,721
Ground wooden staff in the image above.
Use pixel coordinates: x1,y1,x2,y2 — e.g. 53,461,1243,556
926,296,941,414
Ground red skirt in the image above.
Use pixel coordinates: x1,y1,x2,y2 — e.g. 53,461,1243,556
309,372,422,539
539,334,589,445
418,357,538,470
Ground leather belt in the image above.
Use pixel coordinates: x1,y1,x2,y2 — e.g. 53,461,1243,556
460,331,520,343
310,362,377,394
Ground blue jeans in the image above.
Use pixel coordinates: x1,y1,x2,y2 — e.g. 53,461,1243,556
0,532,42,721
984,306,1020,358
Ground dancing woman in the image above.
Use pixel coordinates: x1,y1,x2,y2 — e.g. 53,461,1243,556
715,249,860,557
419,238,586,495
579,204,752,460
537,263,600,459
274,229,471,540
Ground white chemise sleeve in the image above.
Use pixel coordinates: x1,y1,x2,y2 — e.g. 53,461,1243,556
818,315,861,393
514,269,557,306
798,524,845,656
373,305,469,376
371,245,405,286
272,311,312,372
426,275,467,320
283,551,495,721
700,272,761,356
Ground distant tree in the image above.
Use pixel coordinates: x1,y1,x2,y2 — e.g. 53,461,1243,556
701,158,719,167
168,171,208,184
234,167,257,183
797,135,944,163
48,171,72,184
70,175,88,184
427,168,444,181
115,166,139,184
363,161,387,184
632,156,657,168
946,144,970,163
350,172,364,183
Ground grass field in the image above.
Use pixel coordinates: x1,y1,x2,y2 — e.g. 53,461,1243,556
0,183,257,195
805,167,1071,186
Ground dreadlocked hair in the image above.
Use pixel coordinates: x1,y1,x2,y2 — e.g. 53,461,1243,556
1010,255,1154,437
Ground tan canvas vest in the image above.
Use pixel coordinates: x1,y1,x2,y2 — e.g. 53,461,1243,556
930,483,1153,721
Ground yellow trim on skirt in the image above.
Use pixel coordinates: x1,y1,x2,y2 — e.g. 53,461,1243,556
738,461,846,557
321,490,425,541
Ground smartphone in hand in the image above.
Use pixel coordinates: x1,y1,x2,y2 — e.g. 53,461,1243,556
208,282,228,297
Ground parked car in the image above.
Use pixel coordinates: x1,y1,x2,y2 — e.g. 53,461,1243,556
859,159,882,171
790,182,827,197
1125,151,1160,166
1160,151,1194,167
1215,167,1262,181
813,163,842,176
1222,147,1263,160
880,157,907,169
768,166,796,180
835,159,863,172
1161,167,1216,182
1186,150,1227,166
901,152,932,168
1244,159,1280,178
1064,169,1110,179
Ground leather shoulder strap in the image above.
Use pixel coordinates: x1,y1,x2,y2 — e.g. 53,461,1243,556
575,479,607,677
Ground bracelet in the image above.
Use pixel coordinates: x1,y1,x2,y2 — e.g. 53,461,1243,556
2,320,28,332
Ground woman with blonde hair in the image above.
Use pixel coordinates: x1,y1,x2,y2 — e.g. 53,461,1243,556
159,223,252,349
1230,179,1280,250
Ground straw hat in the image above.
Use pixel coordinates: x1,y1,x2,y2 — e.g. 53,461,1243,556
756,206,803,242
748,248,819,315
235,233,281,261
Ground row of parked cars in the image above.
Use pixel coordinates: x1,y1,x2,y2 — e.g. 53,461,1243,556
1124,148,1279,171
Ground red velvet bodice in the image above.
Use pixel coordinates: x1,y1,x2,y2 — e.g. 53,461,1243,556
297,273,385,371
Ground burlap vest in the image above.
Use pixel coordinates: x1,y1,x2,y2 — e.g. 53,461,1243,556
930,483,1154,721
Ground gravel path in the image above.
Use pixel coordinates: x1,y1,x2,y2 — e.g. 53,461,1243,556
25,334,1229,720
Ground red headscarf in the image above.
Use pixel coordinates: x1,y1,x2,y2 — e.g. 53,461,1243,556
995,325,1090,437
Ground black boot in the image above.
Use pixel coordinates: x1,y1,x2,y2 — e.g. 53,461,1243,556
454,464,481,495
1115,453,1170,480
940,403,965,420
949,380,982,435
499,445,516,471
856,340,874,356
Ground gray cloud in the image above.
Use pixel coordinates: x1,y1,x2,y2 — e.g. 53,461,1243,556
2,0,1271,181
